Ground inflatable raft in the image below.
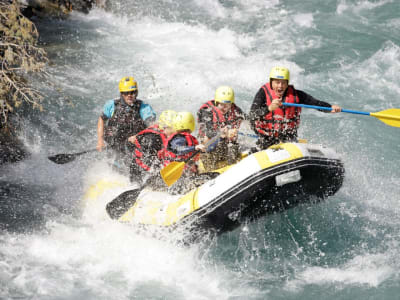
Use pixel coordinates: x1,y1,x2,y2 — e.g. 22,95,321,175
84,142,344,235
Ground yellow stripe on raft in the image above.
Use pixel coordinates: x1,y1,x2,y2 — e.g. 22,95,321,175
84,179,128,202
119,189,199,226
165,189,198,225
254,143,304,169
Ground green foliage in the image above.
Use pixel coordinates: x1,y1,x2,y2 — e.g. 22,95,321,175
0,0,48,127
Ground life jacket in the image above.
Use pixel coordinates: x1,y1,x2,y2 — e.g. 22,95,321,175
159,132,199,171
254,84,301,137
198,100,243,138
104,98,147,149
132,124,168,171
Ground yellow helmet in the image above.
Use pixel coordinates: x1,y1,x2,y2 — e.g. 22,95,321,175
269,66,290,82
173,111,195,133
215,86,235,104
119,76,138,92
158,110,177,130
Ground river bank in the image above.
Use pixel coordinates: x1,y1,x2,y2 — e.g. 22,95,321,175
0,0,101,164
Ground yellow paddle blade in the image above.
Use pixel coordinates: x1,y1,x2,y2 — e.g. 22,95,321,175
371,108,400,128
160,161,186,187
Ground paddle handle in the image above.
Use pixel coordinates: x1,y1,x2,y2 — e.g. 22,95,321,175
238,132,259,139
282,102,371,116
74,149,98,156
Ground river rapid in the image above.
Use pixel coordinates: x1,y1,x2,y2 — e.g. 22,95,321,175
1,0,400,299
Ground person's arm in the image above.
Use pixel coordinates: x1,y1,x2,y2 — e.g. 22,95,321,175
297,90,341,112
249,88,269,121
96,100,114,151
97,117,105,151
139,102,156,126
170,136,200,155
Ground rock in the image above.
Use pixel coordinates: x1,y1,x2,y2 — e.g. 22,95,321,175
0,128,28,165
23,0,96,18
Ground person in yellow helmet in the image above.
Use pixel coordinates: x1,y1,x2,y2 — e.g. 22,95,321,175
129,110,177,183
197,86,246,171
249,66,341,150
159,112,205,170
96,76,156,168
131,111,216,195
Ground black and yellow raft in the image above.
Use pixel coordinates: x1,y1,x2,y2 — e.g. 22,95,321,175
84,142,344,234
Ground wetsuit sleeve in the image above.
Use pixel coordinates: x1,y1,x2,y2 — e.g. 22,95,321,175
170,136,196,155
249,88,269,122
101,99,115,120
297,90,332,112
139,103,157,125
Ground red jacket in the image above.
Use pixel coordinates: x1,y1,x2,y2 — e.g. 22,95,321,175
159,131,199,172
198,100,243,138
133,124,167,171
254,83,301,137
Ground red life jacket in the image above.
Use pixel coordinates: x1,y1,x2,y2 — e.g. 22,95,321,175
198,100,243,138
159,132,199,169
132,124,168,171
254,84,301,137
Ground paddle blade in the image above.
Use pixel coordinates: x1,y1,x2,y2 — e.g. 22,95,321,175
48,149,97,164
371,108,400,128
160,161,185,187
106,189,141,219
48,153,76,164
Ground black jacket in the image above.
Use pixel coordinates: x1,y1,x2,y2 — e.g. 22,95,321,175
249,87,332,123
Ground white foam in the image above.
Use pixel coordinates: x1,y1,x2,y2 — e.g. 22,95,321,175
293,13,315,28
337,0,391,14
287,252,395,290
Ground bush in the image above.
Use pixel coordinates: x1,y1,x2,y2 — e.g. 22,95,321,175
0,0,48,128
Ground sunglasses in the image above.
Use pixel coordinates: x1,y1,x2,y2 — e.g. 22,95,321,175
122,90,137,96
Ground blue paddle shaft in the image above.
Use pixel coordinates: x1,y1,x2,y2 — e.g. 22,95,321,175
237,103,373,141
282,102,371,116
238,132,259,139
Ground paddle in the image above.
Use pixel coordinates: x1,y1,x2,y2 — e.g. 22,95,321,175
106,188,142,219
283,103,400,128
48,148,98,164
160,133,222,187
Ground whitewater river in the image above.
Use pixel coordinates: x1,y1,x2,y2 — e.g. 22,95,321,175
1,0,400,299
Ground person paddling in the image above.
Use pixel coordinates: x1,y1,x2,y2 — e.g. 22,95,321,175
197,86,245,171
129,110,177,184
96,76,156,168
159,112,205,173
158,111,216,194
249,66,341,150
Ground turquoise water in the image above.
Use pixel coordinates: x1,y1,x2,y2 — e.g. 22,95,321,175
1,0,400,299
